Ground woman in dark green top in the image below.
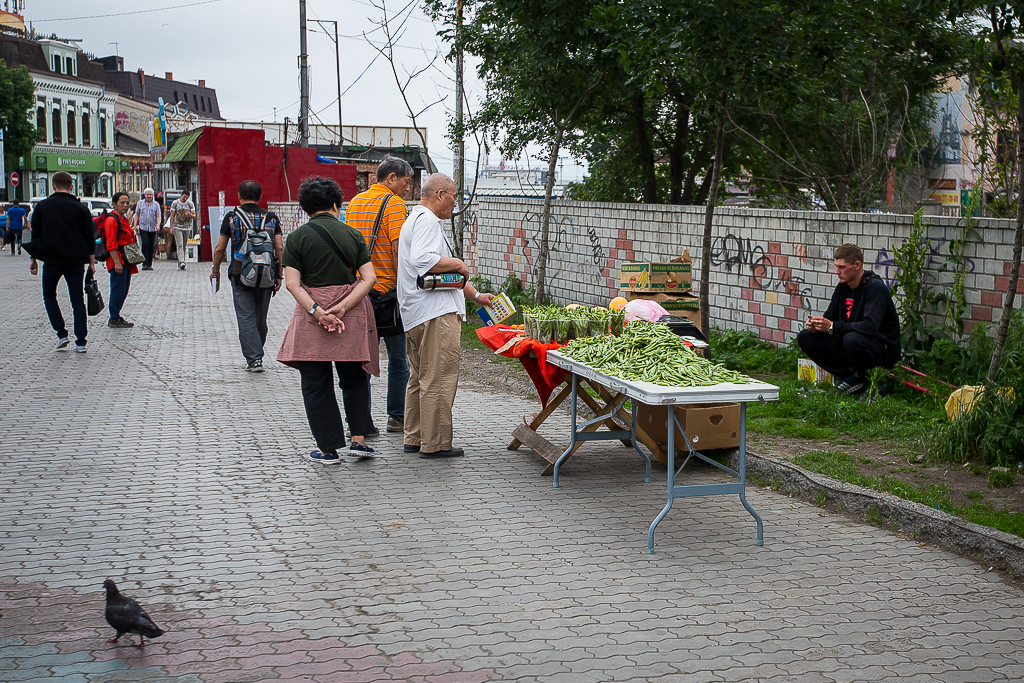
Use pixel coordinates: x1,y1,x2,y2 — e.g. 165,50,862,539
278,177,379,465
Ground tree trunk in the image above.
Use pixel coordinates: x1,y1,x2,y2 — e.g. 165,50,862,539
669,89,690,204
987,86,1024,381
700,108,726,339
535,134,563,303
632,90,657,203
681,142,709,204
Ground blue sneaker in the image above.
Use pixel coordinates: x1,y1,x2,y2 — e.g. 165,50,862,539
348,442,376,458
305,450,341,465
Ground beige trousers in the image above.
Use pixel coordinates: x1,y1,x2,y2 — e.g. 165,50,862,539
404,312,461,452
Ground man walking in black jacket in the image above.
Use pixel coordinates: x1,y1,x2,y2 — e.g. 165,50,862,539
26,172,97,353
797,243,901,394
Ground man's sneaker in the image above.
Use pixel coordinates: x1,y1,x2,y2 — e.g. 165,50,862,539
246,360,264,373
74,345,87,354
404,444,420,453
178,262,186,271
108,318,134,328
386,416,404,433
419,447,465,459
349,442,376,458
834,375,866,395
55,338,70,351
305,450,341,465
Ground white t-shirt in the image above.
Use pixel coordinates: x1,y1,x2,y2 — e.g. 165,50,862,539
397,204,466,332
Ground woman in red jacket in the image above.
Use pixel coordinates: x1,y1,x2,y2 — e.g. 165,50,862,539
103,192,137,328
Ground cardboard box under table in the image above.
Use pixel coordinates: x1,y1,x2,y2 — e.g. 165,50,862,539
545,350,779,552
637,402,740,461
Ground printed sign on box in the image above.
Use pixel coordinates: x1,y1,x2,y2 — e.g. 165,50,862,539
798,358,832,385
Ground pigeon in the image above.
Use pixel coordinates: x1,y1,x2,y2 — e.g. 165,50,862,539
103,579,165,647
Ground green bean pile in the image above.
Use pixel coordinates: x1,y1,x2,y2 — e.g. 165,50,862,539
560,321,754,388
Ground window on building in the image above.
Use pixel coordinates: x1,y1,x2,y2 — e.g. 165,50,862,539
52,104,62,144
193,94,199,111
82,110,91,146
67,108,76,146
207,97,213,113
36,106,45,141
173,90,178,103
99,110,107,147
66,56,75,76
199,96,206,112
51,53,59,72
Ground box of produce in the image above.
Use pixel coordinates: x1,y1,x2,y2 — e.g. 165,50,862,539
637,402,740,457
619,251,692,292
627,292,701,329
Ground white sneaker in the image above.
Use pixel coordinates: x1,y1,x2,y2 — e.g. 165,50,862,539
74,345,87,353
55,338,70,351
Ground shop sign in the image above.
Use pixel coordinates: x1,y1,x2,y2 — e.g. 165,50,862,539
33,153,108,173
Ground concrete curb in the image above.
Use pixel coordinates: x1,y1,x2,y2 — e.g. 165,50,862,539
731,450,1024,580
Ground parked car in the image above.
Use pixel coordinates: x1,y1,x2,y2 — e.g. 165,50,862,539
81,197,112,217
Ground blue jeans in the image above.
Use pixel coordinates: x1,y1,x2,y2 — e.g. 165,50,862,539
365,332,409,422
42,260,87,346
108,268,132,321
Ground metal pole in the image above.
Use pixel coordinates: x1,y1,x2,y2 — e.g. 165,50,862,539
454,0,465,255
335,21,342,148
298,0,310,147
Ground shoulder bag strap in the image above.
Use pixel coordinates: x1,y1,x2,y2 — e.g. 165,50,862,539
309,221,356,277
368,195,391,252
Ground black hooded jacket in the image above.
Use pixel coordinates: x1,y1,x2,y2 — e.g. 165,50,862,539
823,270,902,358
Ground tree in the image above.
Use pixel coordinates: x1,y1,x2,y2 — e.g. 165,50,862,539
0,60,38,178
458,0,609,302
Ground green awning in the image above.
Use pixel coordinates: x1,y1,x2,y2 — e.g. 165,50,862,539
164,130,203,163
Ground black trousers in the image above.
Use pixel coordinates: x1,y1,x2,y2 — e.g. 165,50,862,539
797,329,898,379
295,361,374,453
139,231,158,267
42,260,87,346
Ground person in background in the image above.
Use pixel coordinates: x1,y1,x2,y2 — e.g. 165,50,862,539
6,199,27,256
25,171,96,352
102,192,138,329
277,176,379,464
797,242,901,395
170,190,196,270
345,156,414,437
132,189,162,270
397,173,494,459
210,180,283,372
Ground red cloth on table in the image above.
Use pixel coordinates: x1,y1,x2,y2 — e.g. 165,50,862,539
475,326,568,407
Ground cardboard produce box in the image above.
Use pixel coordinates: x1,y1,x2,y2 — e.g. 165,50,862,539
627,292,702,330
619,251,692,293
637,402,741,462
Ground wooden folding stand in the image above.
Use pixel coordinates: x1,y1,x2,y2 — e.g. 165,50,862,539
507,351,669,476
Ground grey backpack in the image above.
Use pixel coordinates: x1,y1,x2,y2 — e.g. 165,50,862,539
233,209,277,288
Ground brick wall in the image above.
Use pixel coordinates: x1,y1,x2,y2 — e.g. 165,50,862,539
466,198,1024,342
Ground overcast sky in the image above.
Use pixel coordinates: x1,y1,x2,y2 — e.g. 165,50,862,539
23,0,585,182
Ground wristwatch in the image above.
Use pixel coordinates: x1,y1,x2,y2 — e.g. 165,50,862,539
308,302,319,316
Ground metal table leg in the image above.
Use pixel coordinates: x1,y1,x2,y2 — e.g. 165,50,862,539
552,374,579,488
631,400,652,483
738,402,764,546
648,404,676,553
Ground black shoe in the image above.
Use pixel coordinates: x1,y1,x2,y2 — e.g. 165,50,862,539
245,360,264,373
108,317,134,328
419,447,465,459
404,444,420,453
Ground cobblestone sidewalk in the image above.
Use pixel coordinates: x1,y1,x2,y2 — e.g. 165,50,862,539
1,254,1023,682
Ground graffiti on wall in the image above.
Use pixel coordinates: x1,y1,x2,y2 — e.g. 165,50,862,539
709,234,815,311
873,236,976,291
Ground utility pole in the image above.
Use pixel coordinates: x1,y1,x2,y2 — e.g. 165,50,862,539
453,0,466,255
312,20,343,149
298,0,310,147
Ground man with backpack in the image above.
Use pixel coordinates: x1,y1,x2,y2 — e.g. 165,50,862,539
24,171,96,353
210,180,283,372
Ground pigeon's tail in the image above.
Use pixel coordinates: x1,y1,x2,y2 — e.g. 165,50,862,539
142,626,165,639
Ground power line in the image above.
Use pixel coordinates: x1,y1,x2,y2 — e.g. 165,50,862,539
32,0,226,23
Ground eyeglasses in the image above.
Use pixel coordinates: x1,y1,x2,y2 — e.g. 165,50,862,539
438,189,456,200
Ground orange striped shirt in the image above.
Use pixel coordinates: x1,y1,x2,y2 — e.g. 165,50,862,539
345,184,407,292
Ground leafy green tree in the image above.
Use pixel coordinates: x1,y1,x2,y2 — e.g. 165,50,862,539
0,60,38,182
456,0,610,302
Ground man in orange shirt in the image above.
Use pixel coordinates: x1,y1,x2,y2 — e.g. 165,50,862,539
345,157,414,435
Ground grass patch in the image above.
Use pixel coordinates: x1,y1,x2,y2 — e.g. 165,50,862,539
749,416,831,440
791,449,1024,539
462,321,489,350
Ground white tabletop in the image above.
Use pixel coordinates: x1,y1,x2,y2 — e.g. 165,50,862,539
547,351,780,405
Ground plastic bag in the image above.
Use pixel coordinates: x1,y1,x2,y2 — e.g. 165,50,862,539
623,299,670,323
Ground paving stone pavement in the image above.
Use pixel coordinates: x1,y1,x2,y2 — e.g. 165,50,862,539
2,253,1024,683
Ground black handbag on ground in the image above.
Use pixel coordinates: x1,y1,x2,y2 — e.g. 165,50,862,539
85,270,105,316
367,197,404,337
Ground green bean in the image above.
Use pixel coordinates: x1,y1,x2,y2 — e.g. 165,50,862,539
561,321,753,388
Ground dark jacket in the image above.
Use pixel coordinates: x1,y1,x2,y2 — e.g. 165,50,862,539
823,270,902,359
27,192,94,263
